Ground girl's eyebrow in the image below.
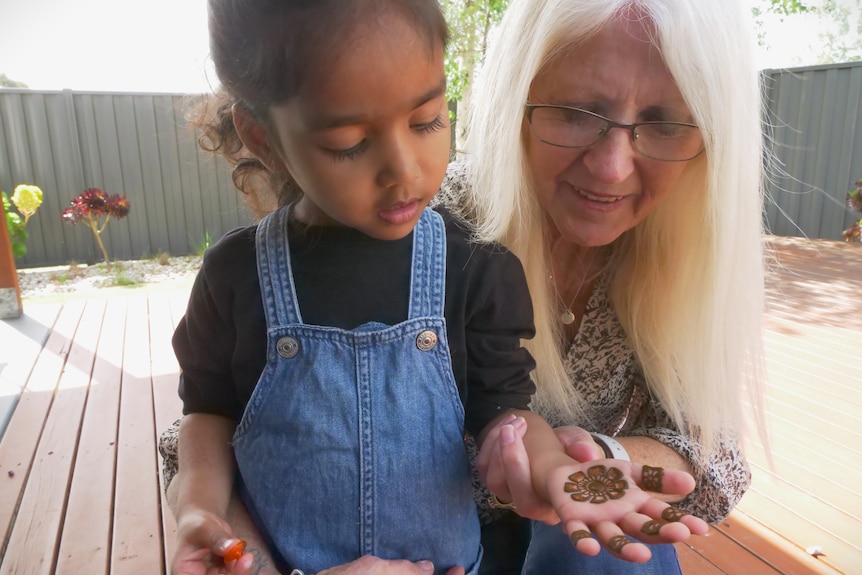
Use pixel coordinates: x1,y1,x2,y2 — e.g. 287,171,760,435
313,76,447,130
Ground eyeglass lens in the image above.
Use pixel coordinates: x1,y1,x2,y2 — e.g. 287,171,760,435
528,106,703,161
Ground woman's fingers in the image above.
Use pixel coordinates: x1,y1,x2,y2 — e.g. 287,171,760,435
592,521,652,563
617,510,691,545
554,426,604,462
561,519,601,556
637,498,709,537
631,463,696,498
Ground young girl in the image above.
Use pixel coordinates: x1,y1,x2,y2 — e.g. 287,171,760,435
170,1,705,574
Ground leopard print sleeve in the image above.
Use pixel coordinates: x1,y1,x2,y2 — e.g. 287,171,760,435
565,280,751,524
624,385,752,524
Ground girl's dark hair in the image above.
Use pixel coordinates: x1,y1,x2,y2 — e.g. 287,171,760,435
191,0,449,215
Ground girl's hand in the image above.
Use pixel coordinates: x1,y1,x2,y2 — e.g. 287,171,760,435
544,459,708,562
319,557,465,574
477,419,603,524
172,509,256,575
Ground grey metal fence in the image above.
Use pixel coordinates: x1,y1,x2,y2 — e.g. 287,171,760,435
0,89,253,269
2,63,862,269
763,61,862,240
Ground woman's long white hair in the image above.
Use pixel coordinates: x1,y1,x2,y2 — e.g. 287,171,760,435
463,0,766,456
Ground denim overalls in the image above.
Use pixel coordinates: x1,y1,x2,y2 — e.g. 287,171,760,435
233,206,482,575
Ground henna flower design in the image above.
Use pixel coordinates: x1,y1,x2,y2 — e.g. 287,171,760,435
641,465,664,492
564,464,629,504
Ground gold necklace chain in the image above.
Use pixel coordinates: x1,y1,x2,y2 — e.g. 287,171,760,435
549,250,596,325
549,266,591,325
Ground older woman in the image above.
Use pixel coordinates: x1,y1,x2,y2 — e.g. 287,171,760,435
452,0,766,572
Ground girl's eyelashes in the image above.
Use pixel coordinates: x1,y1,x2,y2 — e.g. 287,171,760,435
327,140,369,162
414,114,447,134
324,114,446,162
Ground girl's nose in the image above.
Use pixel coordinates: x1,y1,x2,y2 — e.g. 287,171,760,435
582,128,637,184
376,134,418,189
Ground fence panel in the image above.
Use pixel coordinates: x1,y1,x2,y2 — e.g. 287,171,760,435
2,66,862,268
764,61,862,240
0,89,252,269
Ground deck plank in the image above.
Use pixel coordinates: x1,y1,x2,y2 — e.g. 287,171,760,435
676,541,727,575
0,299,101,575
148,291,184,574
0,304,60,438
0,301,84,562
680,524,784,574
110,295,164,575
55,297,126,575
737,481,861,574
714,511,844,575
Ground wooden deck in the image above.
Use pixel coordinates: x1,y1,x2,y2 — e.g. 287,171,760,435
1,236,860,574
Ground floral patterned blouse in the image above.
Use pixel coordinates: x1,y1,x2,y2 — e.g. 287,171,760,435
441,163,750,525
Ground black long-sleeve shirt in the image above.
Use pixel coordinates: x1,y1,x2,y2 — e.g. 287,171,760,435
174,207,537,437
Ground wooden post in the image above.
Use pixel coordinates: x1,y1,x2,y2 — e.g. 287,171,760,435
0,201,23,319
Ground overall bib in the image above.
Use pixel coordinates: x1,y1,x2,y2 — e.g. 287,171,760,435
233,207,482,575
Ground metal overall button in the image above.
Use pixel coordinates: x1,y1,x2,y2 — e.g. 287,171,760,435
276,336,300,359
416,330,438,351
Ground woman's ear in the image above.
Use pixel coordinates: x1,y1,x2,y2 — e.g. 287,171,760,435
232,103,276,170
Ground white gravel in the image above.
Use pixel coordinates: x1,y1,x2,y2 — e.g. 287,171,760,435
16,255,202,299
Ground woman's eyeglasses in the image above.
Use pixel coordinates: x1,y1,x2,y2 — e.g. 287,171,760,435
524,103,704,162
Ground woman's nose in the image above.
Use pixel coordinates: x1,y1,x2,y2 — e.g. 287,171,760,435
582,128,637,184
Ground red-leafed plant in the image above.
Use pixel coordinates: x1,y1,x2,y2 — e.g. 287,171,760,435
62,188,131,266
843,179,862,242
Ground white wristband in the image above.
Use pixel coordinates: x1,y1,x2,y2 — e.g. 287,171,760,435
590,432,630,461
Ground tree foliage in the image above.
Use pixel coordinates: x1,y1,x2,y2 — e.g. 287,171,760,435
441,0,509,103
754,0,861,65
0,73,28,88
441,0,510,147
767,0,814,16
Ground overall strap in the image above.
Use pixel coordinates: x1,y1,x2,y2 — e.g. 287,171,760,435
256,206,303,327
407,208,446,319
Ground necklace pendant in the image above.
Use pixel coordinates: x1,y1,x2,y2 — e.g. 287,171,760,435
560,309,576,325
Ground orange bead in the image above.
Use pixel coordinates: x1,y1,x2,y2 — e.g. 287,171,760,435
223,539,246,563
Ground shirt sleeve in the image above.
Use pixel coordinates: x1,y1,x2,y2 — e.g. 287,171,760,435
461,240,537,436
173,240,245,421
624,370,752,524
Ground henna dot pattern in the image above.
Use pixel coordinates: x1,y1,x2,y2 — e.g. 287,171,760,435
564,464,629,504
607,534,633,553
569,530,592,545
661,506,687,522
641,519,666,535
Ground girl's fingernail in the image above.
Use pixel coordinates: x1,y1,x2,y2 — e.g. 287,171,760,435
416,560,434,571
501,425,515,445
223,539,246,563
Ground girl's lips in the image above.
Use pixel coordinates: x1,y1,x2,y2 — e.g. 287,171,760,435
572,188,630,212
378,199,420,224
